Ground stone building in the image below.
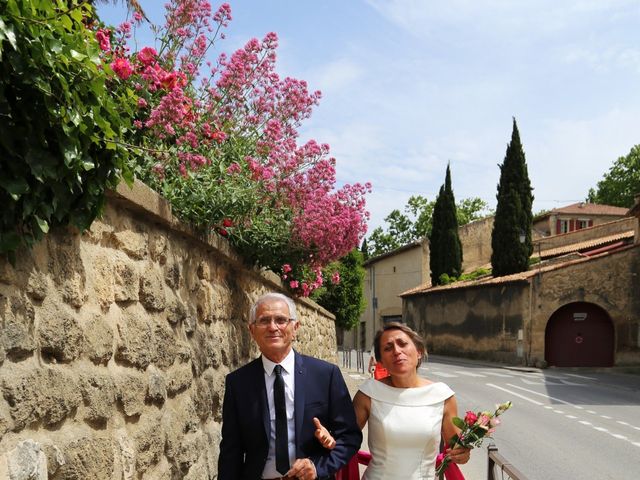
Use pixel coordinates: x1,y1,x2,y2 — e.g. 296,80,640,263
401,206,640,368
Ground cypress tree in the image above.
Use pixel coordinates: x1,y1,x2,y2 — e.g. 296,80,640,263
360,238,369,261
491,118,534,276
429,164,462,285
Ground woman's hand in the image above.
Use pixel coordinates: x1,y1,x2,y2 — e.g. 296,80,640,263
313,417,336,449
445,445,471,465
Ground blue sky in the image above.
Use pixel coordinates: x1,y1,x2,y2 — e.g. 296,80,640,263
97,0,640,234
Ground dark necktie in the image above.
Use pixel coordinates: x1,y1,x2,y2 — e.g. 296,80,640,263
274,364,289,474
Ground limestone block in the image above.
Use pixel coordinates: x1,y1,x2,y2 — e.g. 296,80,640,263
149,233,167,264
3,439,48,480
26,272,48,301
197,261,211,281
0,294,36,360
115,306,156,369
0,397,13,440
146,366,167,404
139,266,166,312
0,366,81,429
114,260,139,303
154,321,178,369
210,283,232,321
193,370,224,422
164,401,200,472
41,443,65,477
134,412,164,473
57,436,115,480
84,313,114,365
195,281,214,323
166,363,193,396
164,262,181,289
166,298,187,325
80,372,116,425
117,373,146,417
0,259,16,285
47,232,86,308
37,303,84,363
189,329,218,374
92,253,115,308
112,230,148,260
115,431,135,480
84,218,114,244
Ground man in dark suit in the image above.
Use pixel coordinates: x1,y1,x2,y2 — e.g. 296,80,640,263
218,292,362,480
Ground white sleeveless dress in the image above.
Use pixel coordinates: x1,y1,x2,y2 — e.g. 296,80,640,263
359,378,455,480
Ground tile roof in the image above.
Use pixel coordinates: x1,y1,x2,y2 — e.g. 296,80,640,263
540,202,628,216
401,242,639,297
537,230,634,258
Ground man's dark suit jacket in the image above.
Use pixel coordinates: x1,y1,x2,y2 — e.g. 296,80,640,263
218,351,362,480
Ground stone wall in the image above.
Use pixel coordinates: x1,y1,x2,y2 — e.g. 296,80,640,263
458,217,494,273
0,181,336,479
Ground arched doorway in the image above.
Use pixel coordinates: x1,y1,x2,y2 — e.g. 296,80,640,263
545,302,614,367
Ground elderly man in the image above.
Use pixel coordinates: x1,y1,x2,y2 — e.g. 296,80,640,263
218,292,361,480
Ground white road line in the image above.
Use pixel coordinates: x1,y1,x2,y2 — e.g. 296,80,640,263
586,410,596,414
485,383,544,405
479,371,514,377
564,373,597,380
633,442,640,448
601,415,612,419
454,371,487,377
579,421,592,426
428,371,459,378
593,427,608,432
617,421,630,426
610,433,627,440
553,410,565,414
566,415,577,419
507,384,588,411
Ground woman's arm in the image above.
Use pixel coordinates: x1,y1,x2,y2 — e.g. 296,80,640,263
314,391,371,448
442,395,471,465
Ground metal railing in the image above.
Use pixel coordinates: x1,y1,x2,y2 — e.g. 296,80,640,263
339,348,365,374
487,445,529,480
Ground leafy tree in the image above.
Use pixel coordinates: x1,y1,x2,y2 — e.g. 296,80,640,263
587,144,640,208
429,164,462,285
491,118,534,276
368,195,489,257
313,249,366,331
0,0,133,258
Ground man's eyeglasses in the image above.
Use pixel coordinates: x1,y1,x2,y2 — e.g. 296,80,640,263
254,316,295,328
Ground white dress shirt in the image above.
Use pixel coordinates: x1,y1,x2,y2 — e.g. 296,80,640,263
261,349,296,478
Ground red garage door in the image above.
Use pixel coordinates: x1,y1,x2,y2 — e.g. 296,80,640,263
545,302,614,367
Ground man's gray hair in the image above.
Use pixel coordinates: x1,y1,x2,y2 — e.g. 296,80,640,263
249,292,298,323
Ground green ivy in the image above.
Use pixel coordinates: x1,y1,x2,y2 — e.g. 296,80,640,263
0,0,134,257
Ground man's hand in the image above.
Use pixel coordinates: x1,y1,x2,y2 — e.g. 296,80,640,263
313,417,336,450
287,457,317,480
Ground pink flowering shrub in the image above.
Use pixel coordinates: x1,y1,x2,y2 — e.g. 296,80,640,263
98,0,370,295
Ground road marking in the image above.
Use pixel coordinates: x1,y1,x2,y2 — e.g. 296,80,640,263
454,370,486,377
485,383,544,405
428,370,459,378
601,415,612,419
633,442,640,448
564,373,597,380
553,409,564,414
479,370,514,377
506,384,640,447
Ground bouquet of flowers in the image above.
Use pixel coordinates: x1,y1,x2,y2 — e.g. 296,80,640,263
435,401,513,480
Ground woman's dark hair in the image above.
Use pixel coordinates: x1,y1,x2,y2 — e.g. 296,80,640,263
374,322,426,368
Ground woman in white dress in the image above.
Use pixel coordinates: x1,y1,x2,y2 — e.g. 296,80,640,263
315,322,471,480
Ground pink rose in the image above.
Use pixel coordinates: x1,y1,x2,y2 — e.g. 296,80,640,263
137,47,157,67
464,411,478,426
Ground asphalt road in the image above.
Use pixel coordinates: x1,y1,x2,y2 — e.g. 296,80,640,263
340,353,640,480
